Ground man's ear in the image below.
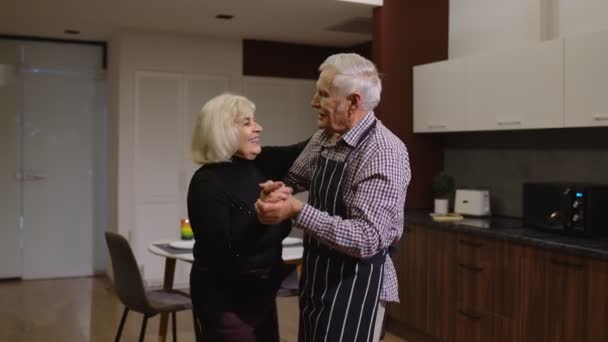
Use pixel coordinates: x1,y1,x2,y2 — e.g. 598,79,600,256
347,93,362,114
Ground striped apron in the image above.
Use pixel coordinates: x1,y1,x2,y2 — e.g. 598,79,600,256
298,122,386,342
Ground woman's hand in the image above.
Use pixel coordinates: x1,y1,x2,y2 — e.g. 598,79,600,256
255,182,303,224
258,181,292,203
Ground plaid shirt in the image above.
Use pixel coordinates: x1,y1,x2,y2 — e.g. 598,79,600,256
286,112,410,302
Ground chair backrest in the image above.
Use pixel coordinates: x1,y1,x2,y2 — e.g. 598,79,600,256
105,232,151,313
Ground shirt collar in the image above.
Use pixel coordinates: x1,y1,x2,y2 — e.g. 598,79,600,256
340,112,376,147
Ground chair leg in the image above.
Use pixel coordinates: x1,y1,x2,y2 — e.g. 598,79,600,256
138,314,149,342
172,311,177,342
115,307,129,342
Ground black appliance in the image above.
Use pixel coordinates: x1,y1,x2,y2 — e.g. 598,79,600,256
523,182,608,236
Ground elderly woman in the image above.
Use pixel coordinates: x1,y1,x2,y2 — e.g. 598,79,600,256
188,93,305,341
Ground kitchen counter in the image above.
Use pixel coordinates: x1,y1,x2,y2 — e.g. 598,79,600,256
406,209,608,261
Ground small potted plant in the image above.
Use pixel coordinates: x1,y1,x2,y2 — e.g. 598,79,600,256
432,173,455,215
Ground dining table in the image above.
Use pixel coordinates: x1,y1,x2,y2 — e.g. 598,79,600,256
148,237,303,342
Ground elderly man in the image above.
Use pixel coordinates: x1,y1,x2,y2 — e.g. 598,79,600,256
256,53,410,342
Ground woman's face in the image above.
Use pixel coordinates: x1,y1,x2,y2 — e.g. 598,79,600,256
234,113,263,160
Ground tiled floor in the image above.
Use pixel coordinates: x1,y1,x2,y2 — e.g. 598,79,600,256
0,276,406,341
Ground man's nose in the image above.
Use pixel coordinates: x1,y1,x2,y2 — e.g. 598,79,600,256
256,122,263,132
311,95,319,108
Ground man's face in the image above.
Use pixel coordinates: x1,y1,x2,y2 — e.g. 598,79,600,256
311,69,349,134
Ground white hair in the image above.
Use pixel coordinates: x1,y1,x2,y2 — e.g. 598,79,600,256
319,53,382,112
191,93,255,164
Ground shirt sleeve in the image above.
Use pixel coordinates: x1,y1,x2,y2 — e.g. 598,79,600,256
293,147,410,259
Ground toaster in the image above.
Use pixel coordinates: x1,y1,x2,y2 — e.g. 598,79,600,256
454,189,491,216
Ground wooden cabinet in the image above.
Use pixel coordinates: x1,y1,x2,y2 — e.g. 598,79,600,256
543,253,587,342
387,224,608,342
455,235,492,342
565,30,608,127
518,247,546,342
387,225,456,341
455,235,520,342
427,229,457,341
519,248,590,342
587,259,608,340
413,59,468,132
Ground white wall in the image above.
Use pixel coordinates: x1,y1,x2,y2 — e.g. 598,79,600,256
449,0,608,59
557,0,608,38
449,0,544,58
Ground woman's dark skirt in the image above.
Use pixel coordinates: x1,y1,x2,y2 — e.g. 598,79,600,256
190,265,286,342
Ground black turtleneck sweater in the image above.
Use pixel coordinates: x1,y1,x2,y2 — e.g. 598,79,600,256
187,142,307,273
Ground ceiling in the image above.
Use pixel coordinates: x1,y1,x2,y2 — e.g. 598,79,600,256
0,0,377,46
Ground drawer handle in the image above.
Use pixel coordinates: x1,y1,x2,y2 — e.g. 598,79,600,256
550,258,583,270
427,124,447,129
457,309,481,321
459,239,483,248
458,263,484,272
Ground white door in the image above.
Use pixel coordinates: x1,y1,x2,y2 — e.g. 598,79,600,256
21,69,103,279
181,74,230,211
132,72,231,286
0,64,22,279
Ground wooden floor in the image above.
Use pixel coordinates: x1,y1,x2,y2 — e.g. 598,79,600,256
0,276,406,342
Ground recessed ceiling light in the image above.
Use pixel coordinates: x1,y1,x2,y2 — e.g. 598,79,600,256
215,14,234,20
64,29,80,35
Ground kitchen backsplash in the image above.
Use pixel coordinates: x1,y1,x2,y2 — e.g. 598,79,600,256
442,127,608,217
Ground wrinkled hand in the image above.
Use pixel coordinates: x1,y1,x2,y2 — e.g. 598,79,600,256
255,191,303,225
258,181,293,203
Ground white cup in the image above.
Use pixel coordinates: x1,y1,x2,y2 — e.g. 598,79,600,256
434,198,449,215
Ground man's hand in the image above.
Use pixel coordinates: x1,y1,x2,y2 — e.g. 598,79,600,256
259,181,293,203
255,195,304,224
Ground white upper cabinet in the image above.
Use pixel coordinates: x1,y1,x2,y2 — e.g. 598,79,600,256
467,39,564,131
414,39,565,132
413,58,468,132
565,30,608,127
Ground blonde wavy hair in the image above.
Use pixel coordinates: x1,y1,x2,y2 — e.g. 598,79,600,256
191,93,256,164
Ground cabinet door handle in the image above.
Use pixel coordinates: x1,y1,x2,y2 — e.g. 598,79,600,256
497,120,522,126
550,258,584,270
427,123,447,129
593,114,608,121
457,309,481,321
458,263,484,272
458,239,483,248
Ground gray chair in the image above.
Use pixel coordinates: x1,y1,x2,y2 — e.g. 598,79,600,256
105,232,192,342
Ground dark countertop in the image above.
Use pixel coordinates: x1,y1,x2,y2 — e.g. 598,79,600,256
406,210,608,261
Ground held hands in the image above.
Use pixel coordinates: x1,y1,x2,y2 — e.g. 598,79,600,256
255,180,304,224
